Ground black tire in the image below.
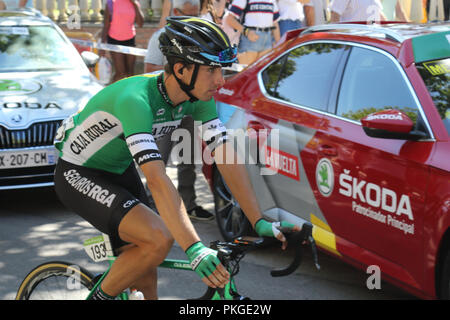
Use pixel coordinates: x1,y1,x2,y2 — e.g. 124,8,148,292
213,168,252,241
439,251,450,299
16,261,95,300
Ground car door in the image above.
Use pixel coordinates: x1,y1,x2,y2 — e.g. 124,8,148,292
254,42,349,227
316,44,431,284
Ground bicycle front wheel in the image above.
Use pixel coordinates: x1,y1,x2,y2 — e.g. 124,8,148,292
16,261,95,300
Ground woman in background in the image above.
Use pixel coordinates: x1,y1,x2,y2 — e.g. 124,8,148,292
101,0,144,82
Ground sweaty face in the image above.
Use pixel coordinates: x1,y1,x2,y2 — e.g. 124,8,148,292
188,65,225,101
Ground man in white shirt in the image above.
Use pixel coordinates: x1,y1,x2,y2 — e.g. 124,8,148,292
329,0,386,23
305,0,328,25
225,0,281,65
278,0,315,36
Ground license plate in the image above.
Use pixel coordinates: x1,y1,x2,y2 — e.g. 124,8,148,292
0,148,57,169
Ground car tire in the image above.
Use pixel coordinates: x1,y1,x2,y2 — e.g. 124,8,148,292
440,250,450,299
213,168,253,241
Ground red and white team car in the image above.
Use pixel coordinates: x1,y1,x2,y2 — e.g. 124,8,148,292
204,22,450,299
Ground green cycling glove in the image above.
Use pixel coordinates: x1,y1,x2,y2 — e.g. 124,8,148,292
186,242,221,279
255,219,296,238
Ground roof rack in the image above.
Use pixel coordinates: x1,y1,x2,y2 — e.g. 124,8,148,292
301,23,405,43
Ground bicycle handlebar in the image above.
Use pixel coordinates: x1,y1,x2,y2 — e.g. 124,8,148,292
212,222,320,278
270,222,320,277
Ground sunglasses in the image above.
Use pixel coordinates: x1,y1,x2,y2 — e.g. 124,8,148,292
200,46,237,64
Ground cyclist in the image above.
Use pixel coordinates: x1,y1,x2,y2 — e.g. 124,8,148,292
53,16,299,300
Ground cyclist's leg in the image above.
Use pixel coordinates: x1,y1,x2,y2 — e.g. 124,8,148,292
100,204,173,299
54,159,173,299
130,267,158,300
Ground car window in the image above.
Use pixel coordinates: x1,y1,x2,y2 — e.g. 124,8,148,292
336,46,419,124
416,58,450,137
0,26,80,72
262,43,347,111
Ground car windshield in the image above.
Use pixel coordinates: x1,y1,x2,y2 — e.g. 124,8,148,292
0,25,80,72
416,57,450,136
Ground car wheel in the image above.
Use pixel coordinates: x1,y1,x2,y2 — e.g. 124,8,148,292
213,168,252,241
440,250,450,299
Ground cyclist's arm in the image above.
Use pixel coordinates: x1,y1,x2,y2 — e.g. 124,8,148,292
213,141,262,228
118,91,229,287
194,100,299,245
125,129,229,288
213,141,300,249
116,92,201,251
140,160,229,287
140,160,200,250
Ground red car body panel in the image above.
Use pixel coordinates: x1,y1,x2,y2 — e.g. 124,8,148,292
210,23,450,299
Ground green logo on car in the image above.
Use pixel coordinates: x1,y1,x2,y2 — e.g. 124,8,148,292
316,158,334,197
0,79,42,96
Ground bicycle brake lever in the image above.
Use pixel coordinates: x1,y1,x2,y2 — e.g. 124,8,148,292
217,248,232,265
300,223,320,270
308,235,320,270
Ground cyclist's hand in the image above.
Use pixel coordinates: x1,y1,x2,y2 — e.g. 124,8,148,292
186,242,230,288
255,219,300,250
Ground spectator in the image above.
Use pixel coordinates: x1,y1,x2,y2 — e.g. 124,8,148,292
278,0,315,37
159,0,174,28
446,0,449,20
302,1,316,26
221,9,241,46
200,0,227,24
306,0,329,25
381,0,409,21
100,0,144,82
145,0,215,221
427,0,449,21
329,0,386,23
200,0,234,47
145,0,200,73
225,0,281,65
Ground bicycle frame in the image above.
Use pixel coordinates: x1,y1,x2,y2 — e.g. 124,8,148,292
85,256,241,300
17,224,317,300
83,224,318,300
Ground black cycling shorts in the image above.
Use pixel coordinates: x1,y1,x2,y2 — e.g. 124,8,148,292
54,159,150,249
107,35,136,47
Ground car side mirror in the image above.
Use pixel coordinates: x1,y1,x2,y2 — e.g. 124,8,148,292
81,51,99,68
361,109,428,140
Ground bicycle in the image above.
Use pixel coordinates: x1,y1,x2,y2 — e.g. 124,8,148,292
15,223,320,300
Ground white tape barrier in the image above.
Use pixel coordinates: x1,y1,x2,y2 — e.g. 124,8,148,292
70,38,148,57
70,37,247,73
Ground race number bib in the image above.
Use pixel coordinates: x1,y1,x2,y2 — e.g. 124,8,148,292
83,234,114,262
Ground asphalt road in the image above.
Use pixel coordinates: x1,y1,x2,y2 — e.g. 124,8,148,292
0,165,416,300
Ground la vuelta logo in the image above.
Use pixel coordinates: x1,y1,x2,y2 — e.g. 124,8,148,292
339,169,414,221
264,146,299,181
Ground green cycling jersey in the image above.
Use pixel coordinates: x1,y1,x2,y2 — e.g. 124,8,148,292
54,73,227,174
